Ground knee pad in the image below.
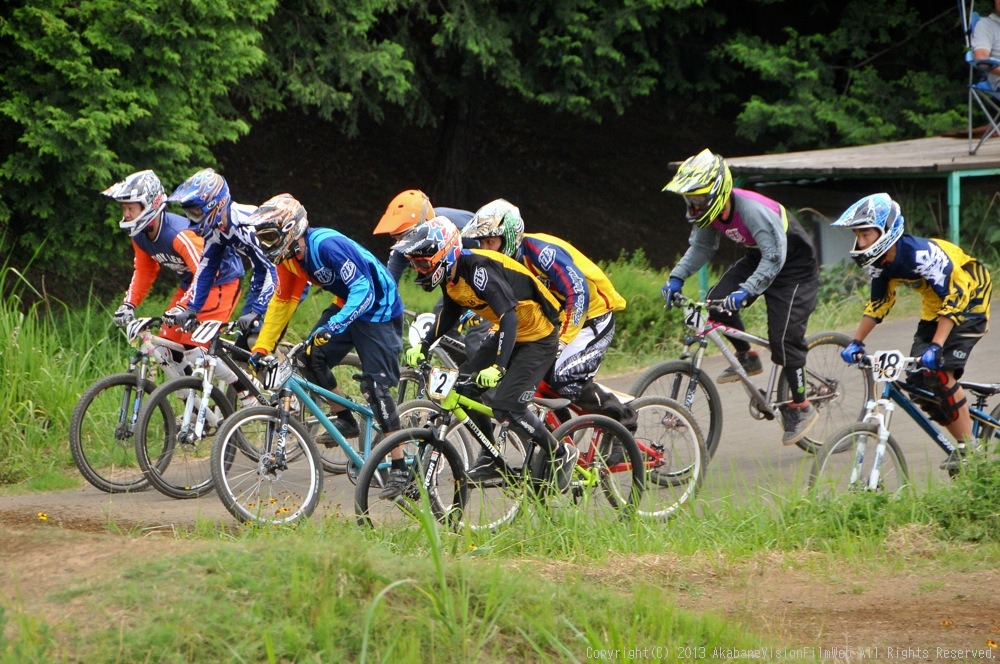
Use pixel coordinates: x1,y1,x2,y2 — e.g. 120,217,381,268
912,371,966,425
360,375,399,432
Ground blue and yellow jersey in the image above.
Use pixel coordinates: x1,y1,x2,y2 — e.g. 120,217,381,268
864,235,991,324
254,227,401,353
518,233,626,344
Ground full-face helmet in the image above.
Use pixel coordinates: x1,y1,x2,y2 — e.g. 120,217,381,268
832,193,904,268
391,216,462,291
102,170,166,237
373,189,435,236
247,193,309,263
662,149,733,227
167,168,231,237
462,199,524,257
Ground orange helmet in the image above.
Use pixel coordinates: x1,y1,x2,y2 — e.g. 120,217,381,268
373,189,434,235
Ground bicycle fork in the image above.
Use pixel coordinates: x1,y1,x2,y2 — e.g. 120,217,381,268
853,401,897,490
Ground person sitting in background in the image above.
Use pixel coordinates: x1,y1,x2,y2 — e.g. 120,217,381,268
833,193,991,471
972,0,1000,90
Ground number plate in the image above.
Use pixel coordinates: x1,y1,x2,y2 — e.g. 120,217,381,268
408,313,437,349
427,367,459,400
683,302,704,330
871,350,905,382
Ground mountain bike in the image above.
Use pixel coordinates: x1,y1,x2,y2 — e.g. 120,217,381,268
632,294,874,455
354,363,645,532
808,350,1000,497
533,380,708,520
209,342,398,525
69,317,197,493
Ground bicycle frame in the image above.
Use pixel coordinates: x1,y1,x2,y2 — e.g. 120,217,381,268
283,373,379,469
678,304,780,416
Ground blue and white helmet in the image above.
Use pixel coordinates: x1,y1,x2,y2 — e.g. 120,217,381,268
832,193,904,268
102,170,166,237
167,168,231,237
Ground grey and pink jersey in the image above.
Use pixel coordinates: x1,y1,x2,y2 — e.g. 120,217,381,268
670,188,815,297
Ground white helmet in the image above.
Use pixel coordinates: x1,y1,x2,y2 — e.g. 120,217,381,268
102,170,166,237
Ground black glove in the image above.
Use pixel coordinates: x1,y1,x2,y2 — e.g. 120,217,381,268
164,306,198,332
237,312,262,335
113,303,135,327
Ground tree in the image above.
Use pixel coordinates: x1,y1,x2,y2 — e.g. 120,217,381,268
719,1,963,149
252,0,707,204
0,0,276,273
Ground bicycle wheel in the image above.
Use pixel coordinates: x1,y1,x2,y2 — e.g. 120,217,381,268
630,396,708,519
69,373,166,493
777,331,874,454
630,360,724,458
461,426,532,532
549,415,644,521
212,406,324,525
976,402,1000,453
808,422,910,498
134,376,235,499
354,428,468,530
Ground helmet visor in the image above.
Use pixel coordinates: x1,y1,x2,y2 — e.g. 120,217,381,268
254,227,282,250
683,194,711,221
409,256,437,274
182,206,206,225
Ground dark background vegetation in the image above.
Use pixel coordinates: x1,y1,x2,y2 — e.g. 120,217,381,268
0,0,991,305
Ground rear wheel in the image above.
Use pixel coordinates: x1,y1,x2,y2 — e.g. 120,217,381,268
212,406,324,525
69,373,164,493
631,360,724,457
777,331,874,453
134,376,235,499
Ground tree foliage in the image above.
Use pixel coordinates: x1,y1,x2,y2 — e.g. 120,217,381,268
0,0,276,271
719,1,963,149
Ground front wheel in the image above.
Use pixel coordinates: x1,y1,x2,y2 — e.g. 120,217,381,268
630,396,708,519
211,406,324,525
630,360,724,458
808,422,910,498
354,428,468,530
69,373,164,493
134,376,235,499
777,331,874,453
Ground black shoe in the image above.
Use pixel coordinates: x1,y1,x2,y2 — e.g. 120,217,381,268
467,452,503,483
620,406,638,434
780,402,818,446
717,351,764,384
551,443,580,493
939,447,968,472
379,467,412,499
315,415,360,446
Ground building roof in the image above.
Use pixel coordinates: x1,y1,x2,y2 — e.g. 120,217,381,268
720,136,1000,179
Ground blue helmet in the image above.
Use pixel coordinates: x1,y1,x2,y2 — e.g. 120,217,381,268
167,168,231,237
832,193,904,268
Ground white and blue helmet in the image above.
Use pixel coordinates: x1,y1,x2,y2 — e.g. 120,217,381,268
102,170,166,237
832,193,904,268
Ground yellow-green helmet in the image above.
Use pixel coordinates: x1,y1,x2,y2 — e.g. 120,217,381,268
662,149,733,227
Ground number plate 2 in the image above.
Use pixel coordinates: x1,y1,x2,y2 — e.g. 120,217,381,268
427,368,459,400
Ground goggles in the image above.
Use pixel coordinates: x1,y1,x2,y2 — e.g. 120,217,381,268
182,206,207,225
409,256,437,274
254,227,282,249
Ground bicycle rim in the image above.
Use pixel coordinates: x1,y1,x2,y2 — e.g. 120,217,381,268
809,423,909,499
354,428,467,530
136,377,234,499
630,397,707,520
70,373,160,493
212,407,324,525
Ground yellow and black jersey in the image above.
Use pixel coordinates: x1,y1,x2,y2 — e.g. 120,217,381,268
437,249,560,343
864,236,991,324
